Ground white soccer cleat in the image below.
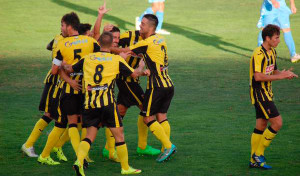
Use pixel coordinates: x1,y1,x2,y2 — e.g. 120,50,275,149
291,54,300,63
135,17,141,30
21,143,38,157
156,29,171,35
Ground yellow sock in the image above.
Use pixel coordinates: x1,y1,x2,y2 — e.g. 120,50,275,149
105,128,116,158
250,128,263,163
81,128,87,141
69,124,81,156
148,121,172,149
25,118,49,148
255,126,277,156
55,127,69,148
78,140,91,165
41,126,65,158
137,115,148,150
116,143,129,170
160,120,171,152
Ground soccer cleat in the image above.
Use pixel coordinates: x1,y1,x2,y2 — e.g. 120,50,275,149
85,155,94,163
21,143,38,157
249,161,260,168
137,145,161,156
73,160,85,176
291,54,300,63
102,148,109,158
102,148,120,162
52,147,67,161
83,159,89,169
135,17,141,30
252,154,272,169
37,155,60,165
156,144,177,162
121,166,142,175
156,29,171,35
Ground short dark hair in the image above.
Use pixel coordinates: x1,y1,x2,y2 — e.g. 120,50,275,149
99,32,113,48
61,12,80,31
262,24,280,41
109,26,120,33
143,14,158,29
78,23,92,35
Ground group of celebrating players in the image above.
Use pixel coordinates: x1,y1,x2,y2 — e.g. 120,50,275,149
21,1,176,175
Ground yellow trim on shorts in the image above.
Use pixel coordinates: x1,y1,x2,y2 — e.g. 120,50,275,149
146,89,154,117
114,103,120,127
45,84,54,112
124,82,142,105
257,100,270,120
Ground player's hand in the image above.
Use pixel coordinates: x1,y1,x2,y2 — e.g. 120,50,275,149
103,24,114,32
119,51,131,59
69,80,82,91
98,0,110,15
138,59,145,68
280,70,298,79
143,69,151,76
291,5,297,14
271,0,280,8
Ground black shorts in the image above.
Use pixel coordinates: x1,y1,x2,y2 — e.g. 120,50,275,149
254,100,280,119
116,79,144,108
49,87,63,120
60,93,83,118
39,83,56,113
82,103,123,128
141,87,174,117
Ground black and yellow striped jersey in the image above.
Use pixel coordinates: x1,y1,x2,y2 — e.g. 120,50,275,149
118,30,143,83
130,34,173,89
72,52,134,109
43,34,64,84
53,35,100,94
250,45,278,104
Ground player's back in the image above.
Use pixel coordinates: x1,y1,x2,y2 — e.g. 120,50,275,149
82,52,132,108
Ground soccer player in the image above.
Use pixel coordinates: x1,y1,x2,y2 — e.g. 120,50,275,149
37,12,100,165
21,33,64,158
249,24,298,169
64,32,143,175
111,14,176,162
136,0,170,35
101,25,161,161
257,0,300,63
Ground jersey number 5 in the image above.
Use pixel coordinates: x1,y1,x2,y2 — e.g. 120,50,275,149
94,64,104,84
74,49,82,61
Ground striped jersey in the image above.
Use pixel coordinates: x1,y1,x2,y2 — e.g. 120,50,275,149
130,34,173,89
72,52,134,109
250,45,277,104
53,35,100,94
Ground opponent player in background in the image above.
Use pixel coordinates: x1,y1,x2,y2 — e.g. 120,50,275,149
136,0,170,35
257,0,300,63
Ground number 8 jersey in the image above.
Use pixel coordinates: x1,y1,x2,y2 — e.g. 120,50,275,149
72,52,135,109
53,35,100,94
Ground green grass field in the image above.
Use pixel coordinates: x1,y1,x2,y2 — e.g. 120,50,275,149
1,0,300,175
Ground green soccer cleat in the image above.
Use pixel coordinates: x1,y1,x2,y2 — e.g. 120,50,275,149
37,155,60,165
137,145,161,156
52,147,67,162
73,160,85,176
121,166,142,175
102,148,109,158
102,148,120,162
156,144,177,162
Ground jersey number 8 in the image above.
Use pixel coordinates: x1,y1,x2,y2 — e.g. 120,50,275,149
94,64,104,84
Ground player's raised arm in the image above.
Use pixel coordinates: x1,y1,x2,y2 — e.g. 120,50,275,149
91,0,110,40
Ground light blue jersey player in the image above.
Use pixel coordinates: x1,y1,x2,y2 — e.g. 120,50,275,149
257,0,300,63
136,0,170,35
